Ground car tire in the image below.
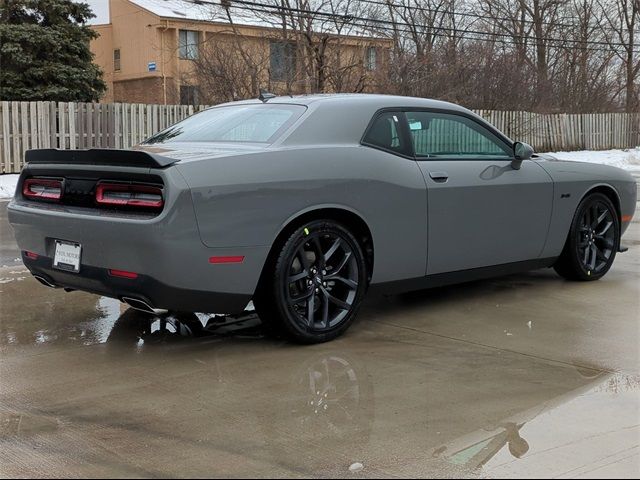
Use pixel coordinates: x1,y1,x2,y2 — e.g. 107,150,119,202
554,193,620,281
255,219,368,344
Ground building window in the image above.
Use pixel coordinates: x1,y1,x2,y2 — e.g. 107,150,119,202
270,42,296,82
365,47,377,71
180,85,199,105
114,49,121,71
179,30,199,60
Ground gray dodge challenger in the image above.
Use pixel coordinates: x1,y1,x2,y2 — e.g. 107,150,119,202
8,94,637,343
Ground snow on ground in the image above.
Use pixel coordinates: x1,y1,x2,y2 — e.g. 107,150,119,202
0,174,18,199
546,147,640,172
0,148,639,200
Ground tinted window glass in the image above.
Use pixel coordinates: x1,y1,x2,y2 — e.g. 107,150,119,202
406,111,512,159
143,105,306,144
179,30,199,60
363,112,405,154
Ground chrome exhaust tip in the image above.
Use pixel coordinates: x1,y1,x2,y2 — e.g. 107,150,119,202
33,275,57,288
121,296,168,316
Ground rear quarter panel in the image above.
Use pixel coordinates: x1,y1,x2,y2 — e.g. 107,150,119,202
535,159,637,258
176,145,428,284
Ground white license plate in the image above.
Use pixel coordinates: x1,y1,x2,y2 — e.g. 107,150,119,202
53,240,82,273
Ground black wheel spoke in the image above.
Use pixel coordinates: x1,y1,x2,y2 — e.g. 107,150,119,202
321,292,330,327
589,244,597,270
326,252,352,278
289,270,309,283
324,238,342,262
330,276,358,290
582,244,590,265
594,210,608,228
596,221,612,236
306,294,315,326
322,287,351,310
289,289,313,305
594,246,608,263
311,236,325,269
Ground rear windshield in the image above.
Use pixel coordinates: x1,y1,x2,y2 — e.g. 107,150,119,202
143,104,306,145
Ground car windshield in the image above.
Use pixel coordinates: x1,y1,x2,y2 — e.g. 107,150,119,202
143,104,306,145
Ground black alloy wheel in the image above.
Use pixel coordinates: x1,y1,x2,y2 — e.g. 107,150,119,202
576,198,617,275
554,193,620,281
255,220,368,343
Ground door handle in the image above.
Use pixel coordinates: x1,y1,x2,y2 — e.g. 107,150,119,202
429,171,449,182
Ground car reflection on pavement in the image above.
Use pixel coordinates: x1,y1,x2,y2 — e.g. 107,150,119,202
101,307,619,477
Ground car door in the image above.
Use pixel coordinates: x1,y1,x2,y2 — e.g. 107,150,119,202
405,110,554,275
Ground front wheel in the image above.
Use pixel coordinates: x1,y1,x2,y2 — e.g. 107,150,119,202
554,192,620,281
255,220,368,344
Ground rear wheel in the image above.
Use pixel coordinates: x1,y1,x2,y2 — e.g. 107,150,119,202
255,220,368,344
554,193,620,281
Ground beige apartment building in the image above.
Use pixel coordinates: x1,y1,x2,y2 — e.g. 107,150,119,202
91,0,391,105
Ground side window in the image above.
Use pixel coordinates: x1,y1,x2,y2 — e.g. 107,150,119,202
362,112,405,155
406,111,512,159
113,49,121,72
270,42,297,82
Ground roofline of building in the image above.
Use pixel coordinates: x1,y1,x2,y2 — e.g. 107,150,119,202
123,0,390,43
156,15,392,43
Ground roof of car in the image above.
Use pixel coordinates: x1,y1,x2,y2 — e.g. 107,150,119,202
222,93,470,113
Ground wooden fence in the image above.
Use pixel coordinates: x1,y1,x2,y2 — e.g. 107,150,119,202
1,101,639,173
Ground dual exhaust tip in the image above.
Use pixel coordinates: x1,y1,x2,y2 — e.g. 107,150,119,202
33,275,167,316
121,296,168,316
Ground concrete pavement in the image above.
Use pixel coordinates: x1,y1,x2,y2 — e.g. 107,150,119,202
0,198,638,478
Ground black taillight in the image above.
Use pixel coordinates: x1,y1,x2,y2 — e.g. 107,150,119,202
95,182,164,209
22,178,63,201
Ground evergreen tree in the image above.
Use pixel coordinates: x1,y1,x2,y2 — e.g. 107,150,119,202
0,0,106,101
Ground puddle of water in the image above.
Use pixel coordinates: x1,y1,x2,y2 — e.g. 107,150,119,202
0,274,262,349
477,374,640,478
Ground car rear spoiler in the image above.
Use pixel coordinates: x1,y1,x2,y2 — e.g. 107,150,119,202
25,149,178,168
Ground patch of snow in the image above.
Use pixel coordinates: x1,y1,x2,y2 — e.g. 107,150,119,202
544,147,640,172
128,0,380,37
0,174,18,199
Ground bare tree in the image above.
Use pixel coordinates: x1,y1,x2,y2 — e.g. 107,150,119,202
598,0,640,111
192,33,271,103
554,0,616,112
186,0,636,112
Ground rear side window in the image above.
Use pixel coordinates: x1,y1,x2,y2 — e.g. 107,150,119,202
406,111,512,159
143,104,306,144
362,112,406,155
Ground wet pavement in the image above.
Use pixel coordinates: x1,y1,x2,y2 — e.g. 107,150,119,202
0,198,638,478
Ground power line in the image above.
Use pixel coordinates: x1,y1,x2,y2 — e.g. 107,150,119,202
360,0,640,35
350,0,580,30
189,0,640,53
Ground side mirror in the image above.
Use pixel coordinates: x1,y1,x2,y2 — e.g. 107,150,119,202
512,142,534,170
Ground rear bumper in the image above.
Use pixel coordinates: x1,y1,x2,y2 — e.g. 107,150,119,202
22,253,251,313
8,164,270,314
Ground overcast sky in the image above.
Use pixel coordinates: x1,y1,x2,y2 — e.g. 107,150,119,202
83,0,110,24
